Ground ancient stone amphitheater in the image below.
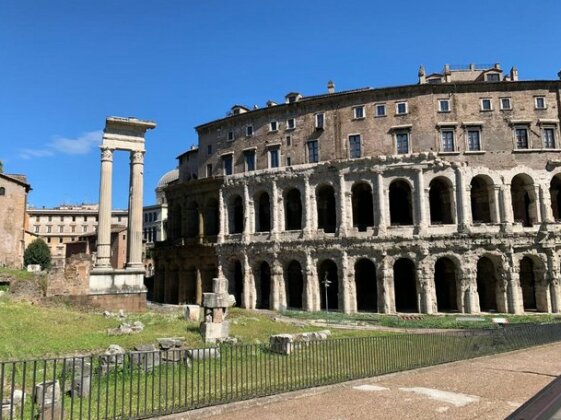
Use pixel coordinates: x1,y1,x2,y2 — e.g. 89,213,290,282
154,64,561,315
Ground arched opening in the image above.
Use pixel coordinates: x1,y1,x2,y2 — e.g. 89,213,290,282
477,257,498,311
286,260,303,309
171,204,182,239
550,174,561,221
232,260,244,306
255,192,271,232
185,201,199,238
355,259,377,312
429,177,454,225
316,185,336,233
389,180,413,226
470,175,493,223
204,198,219,236
284,188,302,230
352,182,374,231
257,261,271,309
511,174,538,227
318,259,339,310
393,258,417,312
434,257,458,312
520,257,537,311
229,195,244,234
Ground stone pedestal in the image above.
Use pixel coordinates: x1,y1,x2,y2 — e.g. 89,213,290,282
200,277,236,343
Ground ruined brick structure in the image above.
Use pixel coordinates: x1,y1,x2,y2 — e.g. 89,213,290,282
154,64,561,315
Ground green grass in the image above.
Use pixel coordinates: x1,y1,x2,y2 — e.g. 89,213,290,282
0,267,36,282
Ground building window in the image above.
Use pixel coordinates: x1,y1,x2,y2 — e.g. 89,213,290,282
71,225,76,233
206,163,213,177
244,150,256,172
47,226,52,233
315,113,325,129
395,132,410,154
207,144,212,155
486,73,500,82
307,140,319,163
286,135,292,146
396,102,408,115
48,216,52,222
59,225,64,233
440,130,455,152
500,98,512,110
227,130,235,141
36,216,39,222
82,225,87,233
144,213,148,223
535,96,546,110
269,121,278,132
0,187,4,196
286,118,296,130
467,129,481,151
47,238,51,244
352,106,365,120
222,154,233,175
438,99,450,112
348,135,362,159
34,225,39,233
245,125,254,137
480,98,492,111
543,127,556,149
515,127,529,149
374,104,386,117
269,148,280,168
286,156,292,166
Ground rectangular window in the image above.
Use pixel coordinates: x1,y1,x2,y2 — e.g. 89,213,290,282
535,96,546,109
207,144,212,155
515,127,529,149
467,129,481,151
269,121,278,132
48,216,52,222
286,156,292,166
348,135,362,159
60,216,64,222
71,225,76,233
438,99,450,112
315,113,325,129
227,130,234,141
246,125,253,137
206,163,213,177
396,102,408,115
353,106,365,119
486,73,500,82
480,98,492,111
396,132,410,154
286,135,292,146
543,127,556,149
269,148,280,168
441,130,455,152
59,225,63,233
286,118,296,130
34,225,39,233
244,150,256,171
82,225,87,233
375,104,386,117
47,226,52,233
223,154,233,175
307,140,319,163
36,216,39,222
500,98,512,110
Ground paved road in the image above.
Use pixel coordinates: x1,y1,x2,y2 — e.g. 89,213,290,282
165,342,561,420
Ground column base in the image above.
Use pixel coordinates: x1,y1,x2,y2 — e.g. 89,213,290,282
126,262,145,270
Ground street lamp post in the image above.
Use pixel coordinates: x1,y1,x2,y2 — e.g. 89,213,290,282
322,271,332,322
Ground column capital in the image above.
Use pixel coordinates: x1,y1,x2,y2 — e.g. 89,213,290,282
130,150,145,164
100,147,114,162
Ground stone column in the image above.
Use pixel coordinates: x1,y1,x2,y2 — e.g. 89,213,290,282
378,256,394,313
500,184,514,232
195,267,203,305
455,165,469,231
375,172,387,235
415,169,427,233
337,174,348,236
242,254,254,309
492,186,502,223
95,147,114,268
198,209,204,243
242,184,251,242
126,151,145,269
341,251,353,313
547,251,561,313
271,258,283,311
303,176,313,236
532,185,542,224
217,188,225,243
541,184,554,225
417,258,434,314
271,180,280,238
305,253,319,311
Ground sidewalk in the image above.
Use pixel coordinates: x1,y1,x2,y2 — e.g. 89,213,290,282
163,342,561,420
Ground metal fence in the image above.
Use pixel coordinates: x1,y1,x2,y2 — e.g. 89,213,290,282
2,323,561,419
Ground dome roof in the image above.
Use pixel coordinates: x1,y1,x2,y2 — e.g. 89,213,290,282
157,168,179,189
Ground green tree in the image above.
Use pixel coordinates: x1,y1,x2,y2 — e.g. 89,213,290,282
0,160,3,173
23,239,51,270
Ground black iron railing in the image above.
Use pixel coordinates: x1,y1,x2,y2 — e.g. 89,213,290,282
1,323,561,419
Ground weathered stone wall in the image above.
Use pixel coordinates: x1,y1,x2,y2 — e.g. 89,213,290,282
46,254,91,297
0,175,29,268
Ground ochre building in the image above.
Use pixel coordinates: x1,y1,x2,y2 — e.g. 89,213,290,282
154,63,561,315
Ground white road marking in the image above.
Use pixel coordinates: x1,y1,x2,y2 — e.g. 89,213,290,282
353,384,389,392
398,387,479,407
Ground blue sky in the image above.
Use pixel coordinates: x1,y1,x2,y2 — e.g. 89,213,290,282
1,0,560,208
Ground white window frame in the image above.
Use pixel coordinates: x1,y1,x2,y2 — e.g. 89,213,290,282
245,125,254,137
352,105,365,120
465,127,483,152
500,97,512,110
315,113,325,129
438,99,450,113
375,103,386,117
269,121,278,132
395,101,408,115
514,125,530,150
440,128,456,152
286,118,296,130
480,98,493,111
395,131,410,155
348,134,362,159
535,96,547,110
268,146,281,169
306,139,320,163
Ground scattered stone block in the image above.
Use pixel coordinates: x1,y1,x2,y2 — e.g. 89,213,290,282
26,264,41,273
130,344,160,372
184,304,201,322
270,334,294,355
216,337,238,345
187,347,220,361
157,337,185,350
1,389,25,417
35,381,61,418
162,349,182,363
62,359,92,397
98,344,126,374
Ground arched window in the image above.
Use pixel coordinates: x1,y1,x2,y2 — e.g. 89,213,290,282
284,188,302,230
511,174,538,227
429,177,454,225
434,257,458,312
0,187,5,196
318,259,339,310
352,182,374,231
550,174,561,221
229,195,244,234
470,175,494,223
389,180,413,226
316,185,336,233
393,258,417,312
204,198,219,236
255,192,271,232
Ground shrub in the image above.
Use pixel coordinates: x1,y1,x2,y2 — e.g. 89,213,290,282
23,239,51,270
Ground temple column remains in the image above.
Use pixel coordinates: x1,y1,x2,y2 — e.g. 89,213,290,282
127,151,145,269
95,147,114,268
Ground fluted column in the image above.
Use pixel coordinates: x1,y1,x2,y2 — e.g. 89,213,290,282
375,172,387,235
95,147,114,268
126,151,145,269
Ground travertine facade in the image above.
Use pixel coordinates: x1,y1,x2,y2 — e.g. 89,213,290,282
154,64,561,315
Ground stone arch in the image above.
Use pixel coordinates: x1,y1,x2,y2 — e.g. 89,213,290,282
550,173,561,221
470,175,494,223
204,198,219,236
429,177,455,225
520,256,538,311
228,195,244,234
355,258,377,312
434,257,459,312
228,258,244,306
511,174,538,227
255,261,271,309
393,258,417,312
318,259,339,310
389,179,413,226
477,256,498,311
284,188,303,230
254,191,271,232
351,182,374,231
316,184,336,233
285,260,304,309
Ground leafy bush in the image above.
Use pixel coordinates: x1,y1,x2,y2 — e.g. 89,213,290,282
23,239,51,270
